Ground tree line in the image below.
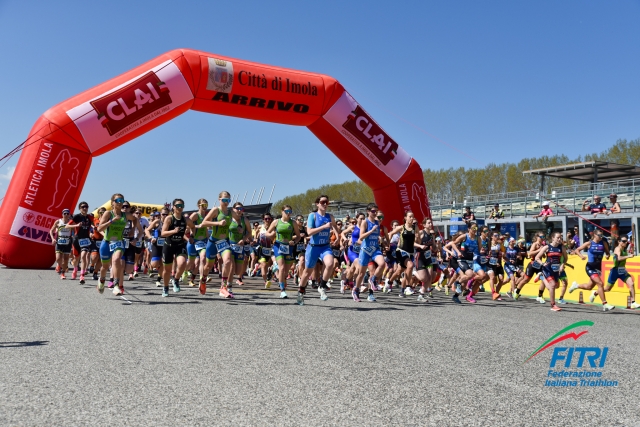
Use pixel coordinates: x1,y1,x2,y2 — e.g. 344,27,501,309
272,138,640,214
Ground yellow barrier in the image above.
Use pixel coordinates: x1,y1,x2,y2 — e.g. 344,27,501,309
516,254,638,308
91,201,165,217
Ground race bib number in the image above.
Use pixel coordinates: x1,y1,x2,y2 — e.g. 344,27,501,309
109,241,123,251
332,249,340,257
423,250,432,258
352,244,361,253
296,243,304,252
95,240,103,247
261,247,272,257
551,263,561,272
279,244,290,255
489,257,498,266
479,256,488,264
618,267,627,275
431,257,438,264
123,239,130,249
57,238,69,245
231,244,243,254
215,240,230,252
399,250,410,257
135,240,142,248
363,245,376,256
156,238,165,247
531,261,542,269
78,238,91,247
244,246,251,253
195,240,207,251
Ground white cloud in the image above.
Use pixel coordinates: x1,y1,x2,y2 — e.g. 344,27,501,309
0,166,16,182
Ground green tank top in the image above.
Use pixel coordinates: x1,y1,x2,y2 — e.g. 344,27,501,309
193,213,208,240
105,211,127,241
211,208,232,240
275,219,294,243
614,249,628,268
228,216,246,243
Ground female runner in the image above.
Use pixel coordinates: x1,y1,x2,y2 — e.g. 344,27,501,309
49,208,74,279
534,231,566,312
187,199,209,287
228,202,252,293
160,198,195,297
267,205,301,298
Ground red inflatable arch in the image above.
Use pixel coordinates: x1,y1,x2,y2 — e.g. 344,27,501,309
0,49,431,269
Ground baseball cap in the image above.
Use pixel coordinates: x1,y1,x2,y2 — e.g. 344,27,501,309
62,208,70,214
542,201,550,206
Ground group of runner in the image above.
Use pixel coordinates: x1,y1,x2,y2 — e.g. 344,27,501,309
49,192,640,312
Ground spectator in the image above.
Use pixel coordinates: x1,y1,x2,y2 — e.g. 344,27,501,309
566,231,576,250
462,206,475,225
609,194,621,247
489,203,504,220
581,195,609,238
533,201,554,237
572,227,581,248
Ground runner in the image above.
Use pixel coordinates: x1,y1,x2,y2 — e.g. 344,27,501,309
68,201,93,283
569,230,614,311
255,213,275,290
353,203,386,302
603,236,640,309
267,205,301,298
293,215,308,287
487,231,505,300
513,233,546,300
449,224,480,303
121,201,144,282
228,202,252,292
389,211,419,301
159,199,195,297
187,199,209,287
342,213,364,296
295,195,341,305
49,208,74,279
96,194,137,295
145,210,167,287
198,191,234,297
90,207,106,280
534,231,566,311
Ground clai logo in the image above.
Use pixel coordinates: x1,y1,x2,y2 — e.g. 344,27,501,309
90,71,172,136
343,106,398,165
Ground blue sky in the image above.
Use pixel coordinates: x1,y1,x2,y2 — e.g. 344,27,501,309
0,0,638,210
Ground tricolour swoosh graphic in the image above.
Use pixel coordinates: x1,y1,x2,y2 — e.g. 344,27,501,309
523,320,594,363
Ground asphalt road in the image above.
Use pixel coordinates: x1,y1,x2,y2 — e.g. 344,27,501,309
1,267,639,426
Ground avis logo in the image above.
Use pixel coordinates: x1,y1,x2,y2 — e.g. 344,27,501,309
524,320,608,368
343,105,398,165
90,71,172,136
18,226,52,243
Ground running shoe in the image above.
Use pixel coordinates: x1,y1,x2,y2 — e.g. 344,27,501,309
55,265,60,273
236,278,244,286
199,281,206,295
107,279,115,289
452,295,461,304
589,291,597,303
367,294,376,302
462,289,470,297
149,271,157,278
602,304,615,312
505,291,513,299
404,287,414,296
97,279,105,294
631,302,640,309
89,266,94,274
280,291,288,299
417,294,426,302
133,271,139,278
162,287,169,297
113,285,123,296
219,286,231,298
318,287,328,301
352,291,361,302
340,280,345,294
181,271,189,282
444,287,449,296
188,279,196,287
435,284,442,292
479,285,485,293
557,298,567,304
360,285,367,293
207,276,213,283
265,280,271,289
79,275,85,285
492,292,500,300
455,283,462,294
327,280,332,289
514,292,520,301
173,281,181,293
419,285,425,295
128,274,134,281
466,295,476,304
568,282,579,294
92,272,98,281
71,269,77,280
398,292,405,298
155,280,162,287
60,273,66,280
536,296,545,304
143,266,148,275
296,291,304,306
368,277,379,292
550,304,562,312
382,283,390,293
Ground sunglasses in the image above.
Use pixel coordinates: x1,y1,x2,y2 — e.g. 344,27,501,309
80,205,88,209
161,213,168,216
284,210,292,214
296,218,304,221
336,223,343,226
370,209,378,214
122,205,130,209
377,215,384,219
199,203,209,208
63,212,70,215
621,240,628,243
174,204,184,209
114,198,124,203
221,198,231,203
318,200,329,206
235,206,245,211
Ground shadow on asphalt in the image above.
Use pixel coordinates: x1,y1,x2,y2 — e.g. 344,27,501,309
0,340,49,348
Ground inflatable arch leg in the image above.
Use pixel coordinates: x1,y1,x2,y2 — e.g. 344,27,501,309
0,49,430,269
